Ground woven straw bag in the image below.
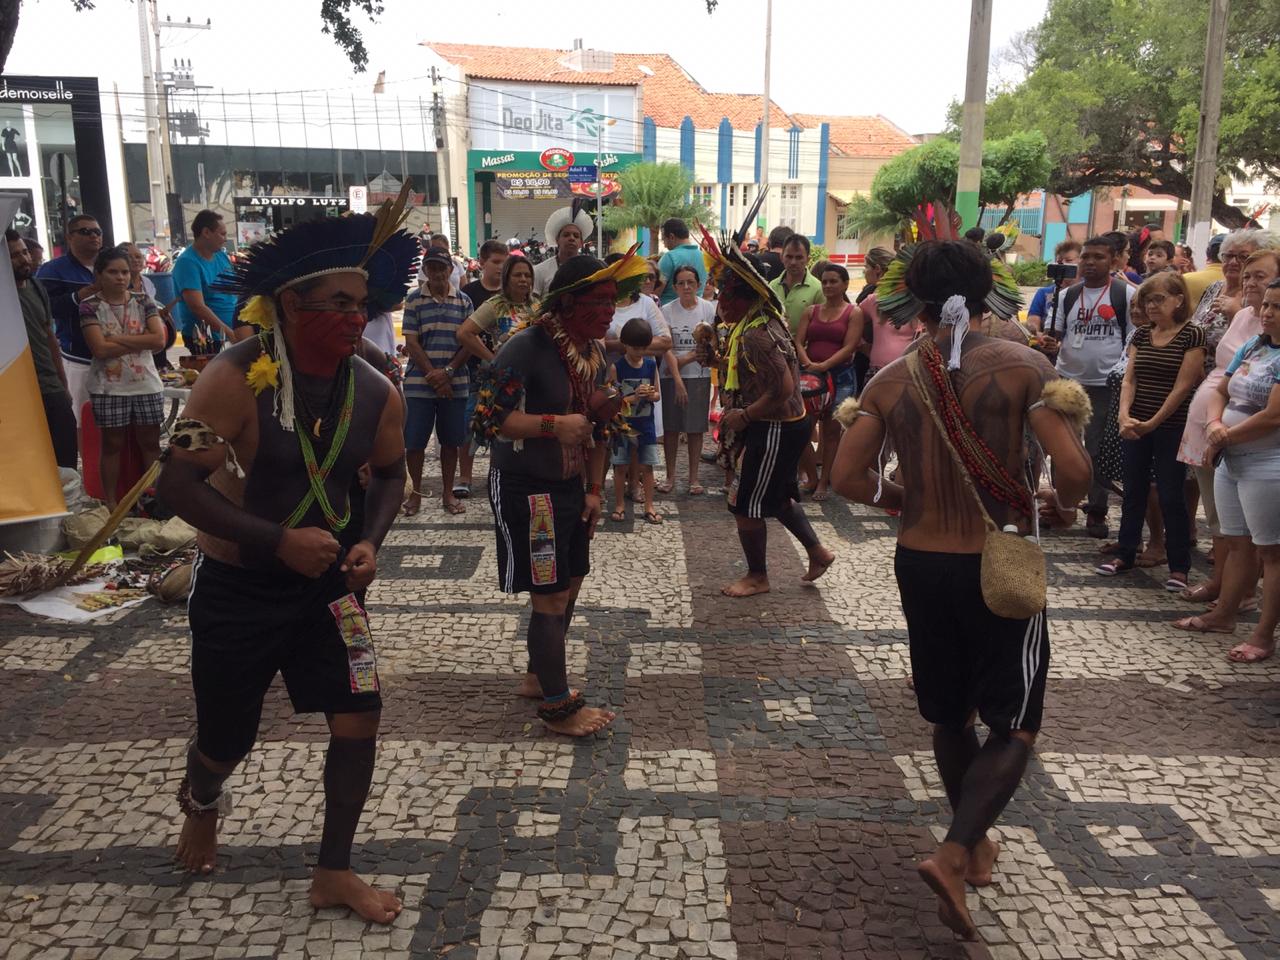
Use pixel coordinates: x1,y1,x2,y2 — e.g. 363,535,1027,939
906,351,1045,619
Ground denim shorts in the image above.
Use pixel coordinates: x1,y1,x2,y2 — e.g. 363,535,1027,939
611,437,661,467
1215,453,1280,545
831,366,858,407
404,395,469,449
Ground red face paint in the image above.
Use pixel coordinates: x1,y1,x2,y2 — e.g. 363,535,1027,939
562,281,617,343
289,309,368,375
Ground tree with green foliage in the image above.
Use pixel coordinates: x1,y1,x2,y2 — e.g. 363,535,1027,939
846,132,1050,240
602,162,715,255
966,0,1280,229
0,0,385,74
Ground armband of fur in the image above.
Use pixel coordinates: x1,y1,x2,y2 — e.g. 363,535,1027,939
833,397,861,429
1035,379,1092,436
470,365,526,448
168,418,244,477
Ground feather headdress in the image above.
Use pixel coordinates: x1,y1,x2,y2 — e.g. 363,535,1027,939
875,242,1025,328
213,182,419,431
535,244,650,316
697,187,782,318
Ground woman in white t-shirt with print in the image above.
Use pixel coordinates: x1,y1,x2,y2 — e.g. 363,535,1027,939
659,264,716,495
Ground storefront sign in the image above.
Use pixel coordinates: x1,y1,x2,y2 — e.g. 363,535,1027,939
539,148,574,171
494,171,620,201
469,81,637,152
567,165,597,183
348,185,368,214
480,152,516,169
235,196,349,209
0,78,74,102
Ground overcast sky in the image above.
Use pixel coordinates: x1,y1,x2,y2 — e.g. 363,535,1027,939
10,0,1048,134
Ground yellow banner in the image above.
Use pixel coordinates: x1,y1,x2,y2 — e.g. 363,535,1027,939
0,193,66,525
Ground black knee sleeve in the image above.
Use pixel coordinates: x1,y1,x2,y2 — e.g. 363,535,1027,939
318,735,377,871
527,611,569,701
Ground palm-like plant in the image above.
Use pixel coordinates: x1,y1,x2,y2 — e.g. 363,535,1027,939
603,162,716,254
839,193,910,241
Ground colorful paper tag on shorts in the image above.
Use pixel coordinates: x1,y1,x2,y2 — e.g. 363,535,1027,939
727,473,740,509
328,592,379,694
528,493,558,586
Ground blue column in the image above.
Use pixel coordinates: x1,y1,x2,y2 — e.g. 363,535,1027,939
788,126,800,180
717,119,733,233
679,116,695,174
720,184,728,232
813,123,829,244
643,117,657,163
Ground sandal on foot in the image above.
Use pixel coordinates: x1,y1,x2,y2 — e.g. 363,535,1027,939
610,509,627,522
1098,541,1124,555
1210,596,1259,613
1164,575,1189,592
813,488,830,501
1171,616,1234,634
1095,559,1135,576
688,484,706,496
1228,642,1275,664
452,483,471,499
443,499,466,515
1179,584,1218,603
643,511,663,525
1137,551,1167,568
655,479,674,494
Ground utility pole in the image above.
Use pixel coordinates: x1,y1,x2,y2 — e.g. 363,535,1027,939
955,0,992,232
137,0,168,247
150,3,211,247
1187,0,1230,266
430,67,455,249
760,0,773,202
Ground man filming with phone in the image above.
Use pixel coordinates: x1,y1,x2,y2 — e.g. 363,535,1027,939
1039,236,1135,539
1026,239,1081,333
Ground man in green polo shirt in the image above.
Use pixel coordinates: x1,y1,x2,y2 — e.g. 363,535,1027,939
768,234,823,334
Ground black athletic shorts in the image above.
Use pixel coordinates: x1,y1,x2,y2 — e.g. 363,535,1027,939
728,417,810,519
894,545,1049,735
488,467,590,595
188,554,382,762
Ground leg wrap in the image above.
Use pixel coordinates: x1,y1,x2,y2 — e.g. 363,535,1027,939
944,733,1030,850
317,735,376,871
738,526,768,575
179,742,235,817
527,611,569,702
777,500,820,552
932,723,981,814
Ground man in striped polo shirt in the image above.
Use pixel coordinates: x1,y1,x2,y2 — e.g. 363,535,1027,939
403,247,474,515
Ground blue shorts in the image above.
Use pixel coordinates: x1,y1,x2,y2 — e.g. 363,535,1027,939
611,437,661,467
831,365,858,406
404,395,469,450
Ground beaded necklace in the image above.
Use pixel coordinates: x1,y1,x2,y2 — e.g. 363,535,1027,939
919,337,1031,517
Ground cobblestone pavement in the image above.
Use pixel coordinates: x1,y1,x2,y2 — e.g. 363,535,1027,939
3,457,1279,960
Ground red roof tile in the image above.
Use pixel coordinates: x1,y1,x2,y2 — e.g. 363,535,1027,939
425,42,794,130
791,113,918,158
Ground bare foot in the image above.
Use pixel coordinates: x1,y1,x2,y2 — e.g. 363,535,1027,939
722,573,770,597
542,705,616,737
310,868,403,924
802,545,835,582
966,837,999,887
175,813,218,874
918,849,977,941
515,674,544,698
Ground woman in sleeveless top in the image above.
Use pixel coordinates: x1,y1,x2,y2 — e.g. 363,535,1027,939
795,264,864,500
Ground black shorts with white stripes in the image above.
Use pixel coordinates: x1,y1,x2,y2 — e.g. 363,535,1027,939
727,417,810,519
894,544,1050,735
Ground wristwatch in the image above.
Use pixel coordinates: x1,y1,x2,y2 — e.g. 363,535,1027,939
443,365,457,377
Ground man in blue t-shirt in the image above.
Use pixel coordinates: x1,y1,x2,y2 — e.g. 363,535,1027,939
655,218,706,305
1026,238,1082,333
36,213,104,421
172,210,237,351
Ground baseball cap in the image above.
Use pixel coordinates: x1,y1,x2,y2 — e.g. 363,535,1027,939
422,247,453,266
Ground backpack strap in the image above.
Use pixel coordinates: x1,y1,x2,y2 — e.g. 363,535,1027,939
1057,282,1083,338
1109,279,1129,338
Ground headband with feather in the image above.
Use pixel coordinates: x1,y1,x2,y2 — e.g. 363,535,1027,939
698,186,782,317
875,242,1024,328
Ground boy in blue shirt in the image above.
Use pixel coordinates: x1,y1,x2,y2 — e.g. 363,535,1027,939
607,317,662,524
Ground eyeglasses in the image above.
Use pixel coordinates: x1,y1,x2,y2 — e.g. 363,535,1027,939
1221,252,1249,262
72,227,102,237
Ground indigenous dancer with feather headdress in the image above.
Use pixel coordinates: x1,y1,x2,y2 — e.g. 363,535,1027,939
830,240,1093,942
473,251,649,735
155,190,418,923
700,191,835,597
